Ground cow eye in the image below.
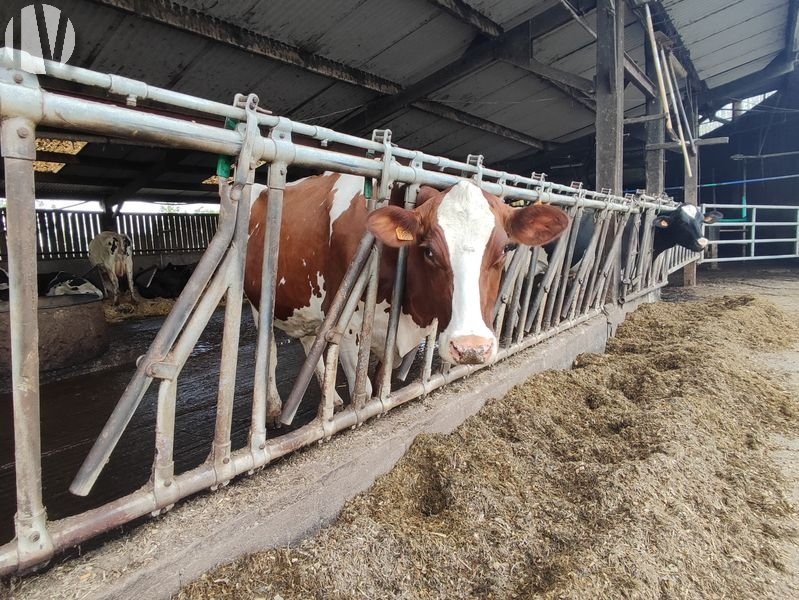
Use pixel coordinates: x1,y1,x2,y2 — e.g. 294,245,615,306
423,247,434,261
503,243,517,254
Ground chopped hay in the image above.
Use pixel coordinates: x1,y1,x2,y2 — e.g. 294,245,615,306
176,295,799,600
102,298,177,323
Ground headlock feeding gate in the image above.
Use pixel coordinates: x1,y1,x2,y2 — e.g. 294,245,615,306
0,51,699,575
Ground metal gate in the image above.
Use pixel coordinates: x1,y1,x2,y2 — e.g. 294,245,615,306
700,202,799,263
0,52,685,574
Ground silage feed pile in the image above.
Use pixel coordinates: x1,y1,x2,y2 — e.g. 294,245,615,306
178,295,799,600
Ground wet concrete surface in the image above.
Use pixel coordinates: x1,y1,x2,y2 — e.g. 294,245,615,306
0,305,334,545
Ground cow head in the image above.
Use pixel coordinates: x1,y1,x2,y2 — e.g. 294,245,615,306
367,180,569,365
653,204,723,254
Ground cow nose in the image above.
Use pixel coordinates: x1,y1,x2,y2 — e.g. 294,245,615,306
449,335,494,365
696,237,708,249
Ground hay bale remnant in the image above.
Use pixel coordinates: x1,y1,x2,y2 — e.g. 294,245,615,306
185,296,799,597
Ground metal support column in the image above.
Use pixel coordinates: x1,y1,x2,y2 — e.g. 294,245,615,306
1,115,55,569
595,0,625,303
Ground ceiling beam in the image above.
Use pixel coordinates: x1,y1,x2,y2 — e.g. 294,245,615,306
91,0,401,95
332,36,499,133
20,172,218,193
787,0,799,55
427,0,503,38
699,56,796,119
332,5,583,141
413,100,552,150
557,0,656,97
497,22,596,112
104,150,193,214
630,1,704,96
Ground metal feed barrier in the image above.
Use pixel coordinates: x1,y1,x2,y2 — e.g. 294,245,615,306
0,51,686,574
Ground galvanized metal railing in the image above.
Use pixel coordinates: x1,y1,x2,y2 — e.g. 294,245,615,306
0,50,684,574
700,203,799,263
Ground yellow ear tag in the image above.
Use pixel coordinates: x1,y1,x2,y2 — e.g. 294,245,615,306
395,226,414,241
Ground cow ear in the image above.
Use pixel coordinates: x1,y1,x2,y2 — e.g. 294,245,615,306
415,186,439,206
703,210,723,224
504,204,570,247
653,216,671,229
367,205,421,248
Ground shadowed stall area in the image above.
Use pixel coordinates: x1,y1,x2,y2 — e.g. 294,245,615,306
0,304,331,546
173,294,799,600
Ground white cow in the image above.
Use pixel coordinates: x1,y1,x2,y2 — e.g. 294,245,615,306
88,231,139,305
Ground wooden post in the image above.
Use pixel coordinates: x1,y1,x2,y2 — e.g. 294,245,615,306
683,149,699,286
595,0,624,302
644,25,664,195
595,0,624,193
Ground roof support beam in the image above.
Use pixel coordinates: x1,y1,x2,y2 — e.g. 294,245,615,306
413,101,552,150
332,38,498,134
497,22,596,112
699,56,796,119
594,0,624,195
558,0,656,97
104,149,191,216
91,0,401,95
787,0,799,55
427,0,503,38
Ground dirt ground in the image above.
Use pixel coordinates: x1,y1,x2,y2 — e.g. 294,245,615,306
172,262,799,600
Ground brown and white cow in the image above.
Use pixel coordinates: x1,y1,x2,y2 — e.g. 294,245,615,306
88,231,139,305
244,172,569,422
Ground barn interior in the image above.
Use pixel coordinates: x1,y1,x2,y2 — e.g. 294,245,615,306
1,0,799,593
1,0,798,217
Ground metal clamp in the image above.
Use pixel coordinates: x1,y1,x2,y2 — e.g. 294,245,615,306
370,128,394,203
466,153,484,183
230,93,262,202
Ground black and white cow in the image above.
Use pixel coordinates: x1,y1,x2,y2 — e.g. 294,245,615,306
88,231,139,305
134,263,195,299
40,271,103,299
0,268,8,301
544,203,723,269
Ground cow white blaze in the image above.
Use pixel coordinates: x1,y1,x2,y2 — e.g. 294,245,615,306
435,181,498,364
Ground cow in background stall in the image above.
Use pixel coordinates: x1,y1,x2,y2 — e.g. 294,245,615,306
40,271,103,298
539,203,724,273
88,231,139,305
0,268,8,301
134,262,196,299
245,172,570,424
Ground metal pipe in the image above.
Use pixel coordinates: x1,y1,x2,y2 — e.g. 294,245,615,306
352,244,381,409
209,179,251,486
552,205,584,324
151,378,179,510
664,48,697,155
514,246,541,344
69,149,240,497
2,116,55,569
251,160,286,447
492,246,529,337
280,232,375,425
580,212,612,315
378,182,421,401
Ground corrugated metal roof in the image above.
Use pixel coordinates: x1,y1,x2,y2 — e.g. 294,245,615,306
0,0,794,200
662,0,789,89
